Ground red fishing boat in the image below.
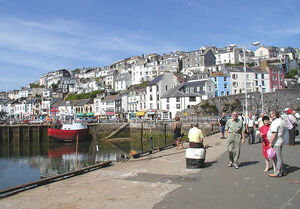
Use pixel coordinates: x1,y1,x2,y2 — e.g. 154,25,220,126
48,121,88,142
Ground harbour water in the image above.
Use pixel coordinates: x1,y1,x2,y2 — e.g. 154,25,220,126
0,135,173,190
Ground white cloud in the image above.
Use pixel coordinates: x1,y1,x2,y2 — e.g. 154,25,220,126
0,16,179,90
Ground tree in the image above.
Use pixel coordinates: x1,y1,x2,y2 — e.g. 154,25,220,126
285,68,299,79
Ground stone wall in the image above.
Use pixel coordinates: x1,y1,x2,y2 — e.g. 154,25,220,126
179,88,300,117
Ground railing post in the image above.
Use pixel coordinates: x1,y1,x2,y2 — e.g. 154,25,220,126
140,122,144,152
164,123,167,146
150,125,153,150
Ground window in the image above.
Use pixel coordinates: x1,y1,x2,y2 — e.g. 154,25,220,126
280,77,283,81
157,85,159,91
224,84,228,89
233,82,238,87
224,77,227,82
255,74,258,79
262,81,265,86
167,98,170,102
189,97,196,102
209,86,212,91
190,87,194,93
256,81,258,86
163,112,168,118
176,97,180,102
214,77,217,82
232,74,238,79
273,76,277,81
197,86,200,92
149,86,152,92
246,74,250,80
167,104,170,109
150,103,153,109
157,95,159,101
176,104,180,109
140,72,142,75
215,84,217,89
261,74,264,79
150,95,153,101
140,103,142,109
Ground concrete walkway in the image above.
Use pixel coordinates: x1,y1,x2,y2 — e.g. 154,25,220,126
1,133,300,209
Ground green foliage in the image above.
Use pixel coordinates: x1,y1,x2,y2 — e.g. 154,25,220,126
30,83,45,88
200,101,219,115
65,90,105,101
51,83,58,89
285,69,299,79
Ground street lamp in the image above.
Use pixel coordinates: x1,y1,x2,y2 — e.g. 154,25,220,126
243,42,260,116
259,85,264,114
229,42,260,116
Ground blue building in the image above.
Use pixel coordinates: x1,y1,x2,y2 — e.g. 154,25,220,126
210,72,230,97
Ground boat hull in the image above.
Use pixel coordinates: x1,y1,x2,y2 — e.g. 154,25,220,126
48,128,88,142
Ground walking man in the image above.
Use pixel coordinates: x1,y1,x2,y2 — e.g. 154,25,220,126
225,111,245,169
269,110,286,177
246,113,256,144
218,112,227,139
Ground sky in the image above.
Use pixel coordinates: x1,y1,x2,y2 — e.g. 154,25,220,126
0,0,299,91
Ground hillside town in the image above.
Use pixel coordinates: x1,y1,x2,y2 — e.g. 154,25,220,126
0,45,299,123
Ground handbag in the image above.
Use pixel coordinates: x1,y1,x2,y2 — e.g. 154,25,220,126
267,147,276,160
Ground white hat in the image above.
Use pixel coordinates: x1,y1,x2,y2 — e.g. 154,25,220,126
284,108,289,112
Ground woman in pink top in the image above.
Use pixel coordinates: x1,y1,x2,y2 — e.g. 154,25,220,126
260,115,276,172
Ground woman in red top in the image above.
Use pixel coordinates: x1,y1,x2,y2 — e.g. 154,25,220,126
260,115,276,172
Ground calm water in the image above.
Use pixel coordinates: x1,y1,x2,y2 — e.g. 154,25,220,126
0,136,173,190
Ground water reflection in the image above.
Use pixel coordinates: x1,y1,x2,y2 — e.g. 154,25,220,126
0,135,174,190
0,138,138,190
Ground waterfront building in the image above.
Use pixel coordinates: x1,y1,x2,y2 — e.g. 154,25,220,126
146,73,179,119
161,79,215,120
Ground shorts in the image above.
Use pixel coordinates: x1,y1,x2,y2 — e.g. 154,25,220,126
219,126,225,133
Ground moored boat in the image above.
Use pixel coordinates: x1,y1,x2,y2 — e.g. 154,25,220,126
48,121,88,142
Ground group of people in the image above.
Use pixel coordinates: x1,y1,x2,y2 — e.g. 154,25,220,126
173,108,298,177
224,109,298,177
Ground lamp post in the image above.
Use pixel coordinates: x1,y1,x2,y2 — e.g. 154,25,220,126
242,42,260,116
260,85,264,114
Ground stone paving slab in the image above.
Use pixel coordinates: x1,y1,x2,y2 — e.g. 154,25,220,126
0,133,226,209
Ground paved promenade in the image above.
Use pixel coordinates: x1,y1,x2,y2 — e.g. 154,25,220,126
1,133,300,209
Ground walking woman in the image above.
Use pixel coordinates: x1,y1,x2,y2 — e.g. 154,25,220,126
260,115,276,172
174,116,184,150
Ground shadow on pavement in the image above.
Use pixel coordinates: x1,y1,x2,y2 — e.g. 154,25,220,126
204,161,217,168
239,161,259,167
285,164,300,175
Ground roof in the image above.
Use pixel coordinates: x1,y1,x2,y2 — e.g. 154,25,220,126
75,99,92,106
161,80,210,98
210,71,229,77
102,94,119,102
147,75,164,85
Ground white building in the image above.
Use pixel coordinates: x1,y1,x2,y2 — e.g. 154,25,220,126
114,72,132,91
215,46,241,65
254,46,279,59
161,80,215,119
145,73,180,119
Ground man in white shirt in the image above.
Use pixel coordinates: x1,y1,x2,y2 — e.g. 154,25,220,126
269,110,286,177
246,113,256,144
